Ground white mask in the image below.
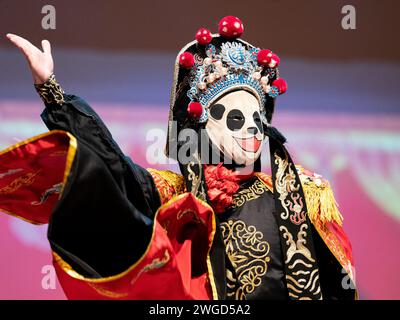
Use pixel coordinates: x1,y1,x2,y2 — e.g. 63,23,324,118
205,90,264,167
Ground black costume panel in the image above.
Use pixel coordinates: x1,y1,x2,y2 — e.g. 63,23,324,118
219,176,287,300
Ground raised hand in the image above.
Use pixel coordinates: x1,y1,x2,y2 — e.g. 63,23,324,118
6,34,54,84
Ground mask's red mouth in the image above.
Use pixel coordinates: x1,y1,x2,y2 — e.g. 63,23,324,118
234,136,262,153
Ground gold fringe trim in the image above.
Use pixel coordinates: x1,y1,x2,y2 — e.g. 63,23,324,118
302,181,344,226
147,169,186,196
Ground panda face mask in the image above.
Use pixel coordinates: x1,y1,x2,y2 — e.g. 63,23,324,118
205,90,264,167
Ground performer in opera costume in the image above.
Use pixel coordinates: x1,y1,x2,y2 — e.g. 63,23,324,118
1,17,356,300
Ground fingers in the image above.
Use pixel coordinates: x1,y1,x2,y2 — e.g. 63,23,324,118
6,33,34,58
6,34,31,49
41,39,51,54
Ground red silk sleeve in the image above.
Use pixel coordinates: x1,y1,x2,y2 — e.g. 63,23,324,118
0,130,76,224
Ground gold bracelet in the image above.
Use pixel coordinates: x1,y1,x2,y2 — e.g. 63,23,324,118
34,74,65,105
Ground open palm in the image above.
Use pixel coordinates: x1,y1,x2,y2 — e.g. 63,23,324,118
6,34,54,84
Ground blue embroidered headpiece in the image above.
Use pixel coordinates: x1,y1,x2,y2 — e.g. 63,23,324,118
177,38,285,124
186,42,268,122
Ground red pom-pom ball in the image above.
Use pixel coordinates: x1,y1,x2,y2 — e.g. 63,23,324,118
187,102,203,118
257,49,272,66
179,52,195,69
218,16,244,39
268,53,280,68
196,28,212,45
272,78,287,94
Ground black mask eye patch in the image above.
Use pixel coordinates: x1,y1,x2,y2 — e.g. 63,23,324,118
209,103,225,120
226,109,245,131
253,111,263,133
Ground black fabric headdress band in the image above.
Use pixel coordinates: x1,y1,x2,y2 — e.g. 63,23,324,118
266,127,323,300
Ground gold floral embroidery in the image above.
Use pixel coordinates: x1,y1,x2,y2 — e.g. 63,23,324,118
220,219,270,300
0,171,40,195
232,178,270,209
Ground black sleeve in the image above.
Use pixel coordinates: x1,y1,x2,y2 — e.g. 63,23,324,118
40,93,161,277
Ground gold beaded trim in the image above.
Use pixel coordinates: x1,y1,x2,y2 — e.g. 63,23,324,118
34,73,65,105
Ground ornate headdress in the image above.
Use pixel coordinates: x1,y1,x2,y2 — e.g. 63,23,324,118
166,16,287,157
